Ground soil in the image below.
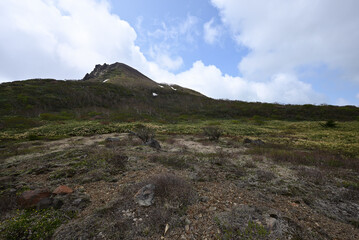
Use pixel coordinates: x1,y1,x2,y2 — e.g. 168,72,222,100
1,133,358,239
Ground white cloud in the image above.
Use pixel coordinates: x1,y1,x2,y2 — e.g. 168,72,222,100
203,18,222,44
151,61,325,104
0,0,147,80
356,93,359,99
148,46,183,71
211,0,359,83
336,98,351,106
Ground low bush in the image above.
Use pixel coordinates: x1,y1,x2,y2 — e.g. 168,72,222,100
202,126,223,141
150,173,195,206
131,124,155,143
320,120,337,128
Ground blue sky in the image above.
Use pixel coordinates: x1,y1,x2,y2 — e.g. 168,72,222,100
0,0,358,106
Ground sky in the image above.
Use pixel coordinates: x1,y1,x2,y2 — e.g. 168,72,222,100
0,0,359,106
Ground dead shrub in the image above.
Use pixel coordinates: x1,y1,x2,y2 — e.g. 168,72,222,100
150,173,195,206
202,126,223,141
131,124,155,143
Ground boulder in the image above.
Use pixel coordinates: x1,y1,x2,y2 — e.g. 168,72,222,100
53,185,73,195
134,184,155,206
18,189,51,209
145,138,161,150
243,138,265,145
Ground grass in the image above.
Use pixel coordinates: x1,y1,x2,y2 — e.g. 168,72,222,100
1,119,358,158
246,144,359,171
0,209,75,240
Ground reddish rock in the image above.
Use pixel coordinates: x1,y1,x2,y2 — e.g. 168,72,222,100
18,189,51,208
53,185,73,195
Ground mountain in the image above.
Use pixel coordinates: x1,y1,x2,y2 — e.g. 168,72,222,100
82,62,204,97
0,63,358,122
83,62,158,89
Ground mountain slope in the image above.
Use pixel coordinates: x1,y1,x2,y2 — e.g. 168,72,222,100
82,62,204,97
0,63,358,121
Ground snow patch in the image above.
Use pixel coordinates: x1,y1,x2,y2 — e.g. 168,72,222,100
158,85,164,88
152,93,158,97
103,79,109,83
171,86,177,91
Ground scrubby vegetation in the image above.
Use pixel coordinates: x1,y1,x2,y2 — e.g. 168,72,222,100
1,65,359,239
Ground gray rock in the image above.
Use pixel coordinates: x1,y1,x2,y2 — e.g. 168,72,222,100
243,138,265,145
105,137,121,142
145,138,161,150
134,184,155,206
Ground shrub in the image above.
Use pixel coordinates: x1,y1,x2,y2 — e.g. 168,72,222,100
203,126,223,141
150,173,195,206
320,120,337,128
131,124,155,143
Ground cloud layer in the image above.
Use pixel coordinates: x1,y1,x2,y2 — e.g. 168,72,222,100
0,0,335,104
211,0,359,83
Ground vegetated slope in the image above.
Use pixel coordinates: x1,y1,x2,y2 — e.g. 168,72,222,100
0,62,359,121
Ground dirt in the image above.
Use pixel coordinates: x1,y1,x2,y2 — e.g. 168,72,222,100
1,133,358,239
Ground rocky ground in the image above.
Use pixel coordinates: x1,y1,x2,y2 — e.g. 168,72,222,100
1,132,358,239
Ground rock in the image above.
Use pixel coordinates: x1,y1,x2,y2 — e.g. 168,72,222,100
53,185,73,195
243,138,252,144
36,197,53,210
18,189,51,209
266,217,277,229
243,138,265,145
52,198,64,209
145,138,161,150
253,139,265,145
134,184,155,206
200,196,209,202
208,206,217,212
105,137,121,142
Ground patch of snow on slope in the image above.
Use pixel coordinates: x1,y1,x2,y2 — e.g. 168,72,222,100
152,93,158,97
171,86,177,91
103,79,109,83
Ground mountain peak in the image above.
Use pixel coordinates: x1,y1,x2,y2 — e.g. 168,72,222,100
83,62,158,88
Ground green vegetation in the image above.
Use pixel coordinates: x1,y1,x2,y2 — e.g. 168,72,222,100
1,119,359,158
0,209,75,240
1,79,358,122
215,217,269,240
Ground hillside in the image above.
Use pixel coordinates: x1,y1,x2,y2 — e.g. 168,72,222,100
0,63,359,123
